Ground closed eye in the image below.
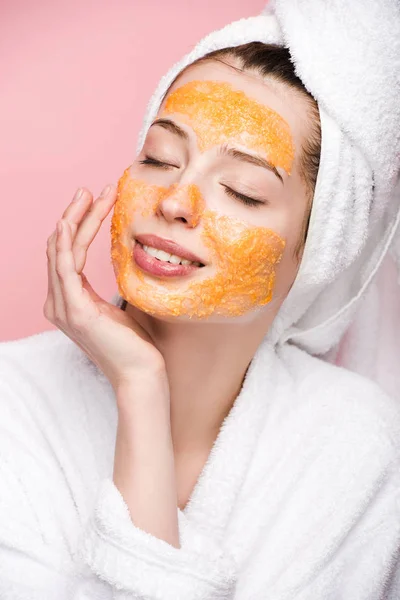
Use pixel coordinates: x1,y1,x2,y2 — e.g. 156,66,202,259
138,156,178,169
138,157,266,208
222,185,266,208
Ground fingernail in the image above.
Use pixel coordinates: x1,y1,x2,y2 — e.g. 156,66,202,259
100,184,112,197
73,188,84,202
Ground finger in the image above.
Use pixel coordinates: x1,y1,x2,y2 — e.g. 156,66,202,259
44,234,55,318
44,186,94,325
61,187,94,239
72,184,117,274
43,234,55,320
55,219,97,328
45,228,67,323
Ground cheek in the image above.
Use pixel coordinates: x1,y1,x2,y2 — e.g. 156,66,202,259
271,237,302,297
110,169,161,279
196,212,286,315
112,169,161,225
111,169,168,251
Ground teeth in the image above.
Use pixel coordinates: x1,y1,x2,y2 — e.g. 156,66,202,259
168,254,182,265
142,244,201,267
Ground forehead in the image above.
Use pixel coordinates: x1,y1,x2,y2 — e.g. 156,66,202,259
158,59,307,149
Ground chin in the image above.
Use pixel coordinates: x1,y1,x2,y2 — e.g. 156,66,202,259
121,292,271,327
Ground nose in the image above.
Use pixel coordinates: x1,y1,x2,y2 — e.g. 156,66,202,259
156,183,205,228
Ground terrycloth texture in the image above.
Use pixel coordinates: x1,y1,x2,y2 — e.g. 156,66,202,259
111,0,400,397
0,329,400,598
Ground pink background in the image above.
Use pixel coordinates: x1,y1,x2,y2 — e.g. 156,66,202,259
0,0,266,341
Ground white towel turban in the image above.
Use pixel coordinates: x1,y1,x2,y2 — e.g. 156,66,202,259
112,0,400,399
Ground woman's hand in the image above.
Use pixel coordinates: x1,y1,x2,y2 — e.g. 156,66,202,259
43,185,167,394
45,185,179,545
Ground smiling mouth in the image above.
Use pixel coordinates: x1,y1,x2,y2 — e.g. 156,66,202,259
133,241,206,279
134,233,206,265
138,241,205,267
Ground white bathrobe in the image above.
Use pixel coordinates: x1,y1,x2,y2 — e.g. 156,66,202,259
0,328,399,599
1,0,400,598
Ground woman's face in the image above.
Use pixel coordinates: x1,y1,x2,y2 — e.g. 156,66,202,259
111,60,311,323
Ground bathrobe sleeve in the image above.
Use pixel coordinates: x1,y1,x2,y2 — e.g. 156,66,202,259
75,478,238,599
0,357,237,600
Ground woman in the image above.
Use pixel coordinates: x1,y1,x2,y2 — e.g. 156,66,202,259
0,1,399,598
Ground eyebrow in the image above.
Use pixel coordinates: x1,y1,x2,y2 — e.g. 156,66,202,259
151,118,189,141
219,145,284,184
150,119,283,184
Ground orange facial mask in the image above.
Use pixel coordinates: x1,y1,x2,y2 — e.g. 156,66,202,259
162,80,295,174
111,168,286,319
111,79,291,318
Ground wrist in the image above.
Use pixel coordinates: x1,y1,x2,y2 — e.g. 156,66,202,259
114,369,170,411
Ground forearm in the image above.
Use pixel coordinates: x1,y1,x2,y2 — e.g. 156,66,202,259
113,378,180,548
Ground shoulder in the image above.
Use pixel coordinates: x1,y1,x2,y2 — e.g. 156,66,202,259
0,328,94,381
0,330,115,561
0,328,110,399
277,343,400,457
0,328,115,451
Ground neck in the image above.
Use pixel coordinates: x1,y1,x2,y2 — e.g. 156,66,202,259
125,303,272,457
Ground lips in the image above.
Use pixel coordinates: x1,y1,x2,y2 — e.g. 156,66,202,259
135,233,205,265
